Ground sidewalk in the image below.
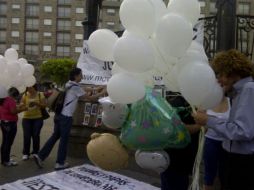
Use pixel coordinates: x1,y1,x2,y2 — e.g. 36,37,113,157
0,113,161,187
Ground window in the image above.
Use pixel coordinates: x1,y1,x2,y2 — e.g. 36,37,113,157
26,32,38,43
0,31,6,42
209,2,217,14
58,7,71,17
75,34,83,40
26,5,39,17
11,44,19,50
107,21,115,29
26,19,39,30
44,6,52,12
76,8,84,14
43,32,52,37
238,3,250,15
57,46,70,56
75,21,82,27
58,0,71,4
44,19,52,25
26,0,39,3
57,20,71,30
25,45,39,55
12,18,20,24
12,4,20,9
0,3,7,15
107,9,116,15
57,33,70,44
11,31,19,37
0,17,7,28
75,47,83,53
43,45,51,52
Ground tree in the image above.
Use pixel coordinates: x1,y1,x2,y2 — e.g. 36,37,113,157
40,58,76,86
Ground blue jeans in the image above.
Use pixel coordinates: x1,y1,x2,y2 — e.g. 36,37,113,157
22,118,43,155
38,114,72,164
1,121,17,163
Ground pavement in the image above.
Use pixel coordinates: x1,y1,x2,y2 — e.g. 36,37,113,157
0,112,161,187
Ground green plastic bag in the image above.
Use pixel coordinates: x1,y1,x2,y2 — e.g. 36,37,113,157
120,88,191,150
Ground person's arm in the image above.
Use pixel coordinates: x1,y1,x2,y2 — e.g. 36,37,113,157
185,124,202,134
34,93,47,108
80,86,106,101
194,87,254,141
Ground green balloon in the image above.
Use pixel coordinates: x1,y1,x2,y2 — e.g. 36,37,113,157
120,88,191,150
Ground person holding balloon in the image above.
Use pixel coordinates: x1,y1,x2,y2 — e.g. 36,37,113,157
0,86,27,166
193,49,254,190
160,92,200,190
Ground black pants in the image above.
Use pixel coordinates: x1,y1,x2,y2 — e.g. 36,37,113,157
221,150,254,190
22,118,43,155
1,121,17,163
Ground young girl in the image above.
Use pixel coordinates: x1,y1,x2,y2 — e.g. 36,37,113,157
0,87,27,166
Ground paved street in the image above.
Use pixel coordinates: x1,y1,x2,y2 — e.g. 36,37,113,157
0,112,161,187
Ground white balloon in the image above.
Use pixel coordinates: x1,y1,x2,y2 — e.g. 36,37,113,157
112,63,154,87
0,57,7,74
178,62,216,106
113,34,154,73
18,58,28,65
154,13,193,59
99,97,128,129
167,0,200,26
21,63,35,76
0,70,12,88
107,73,145,104
179,49,208,66
88,29,118,61
199,83,224,110
0,85,8,98
4,48,18,62
7,61,20,76
24,75,36,87
17,85,26,93
135,150,170,173
119,0,156,38
11,72,25,88
149,0,167,23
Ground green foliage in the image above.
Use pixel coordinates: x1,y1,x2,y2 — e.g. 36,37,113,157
40,58,76,86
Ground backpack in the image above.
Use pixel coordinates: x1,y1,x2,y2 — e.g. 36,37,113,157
49,84,77,114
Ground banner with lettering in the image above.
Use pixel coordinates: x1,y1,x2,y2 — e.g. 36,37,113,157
77,41,113,85
0,164,159,190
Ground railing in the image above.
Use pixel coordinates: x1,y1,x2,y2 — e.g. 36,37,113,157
236,15,254,61
199,16,217,60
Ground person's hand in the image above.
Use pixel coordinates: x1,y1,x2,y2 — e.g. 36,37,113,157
192,111,208,126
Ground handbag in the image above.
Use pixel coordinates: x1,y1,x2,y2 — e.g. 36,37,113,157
38,93,50,120
40,107,50,120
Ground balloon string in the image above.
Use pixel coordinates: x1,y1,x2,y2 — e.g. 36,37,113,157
188,126,205,190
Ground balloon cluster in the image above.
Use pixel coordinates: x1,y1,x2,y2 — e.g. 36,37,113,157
88,0,223,109
0,48,36,93
86,0,224,173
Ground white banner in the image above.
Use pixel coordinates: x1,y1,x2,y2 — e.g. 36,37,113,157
0,164,159,190
77,41,113,85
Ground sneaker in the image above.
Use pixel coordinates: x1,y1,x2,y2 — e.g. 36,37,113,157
3,160,18,167
33,154,43,168
54,162,70,170
22,155,29,160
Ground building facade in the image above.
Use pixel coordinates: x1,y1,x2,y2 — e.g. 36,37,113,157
0,0,86,64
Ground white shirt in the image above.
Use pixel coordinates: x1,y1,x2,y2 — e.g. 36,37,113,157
61,81,85,117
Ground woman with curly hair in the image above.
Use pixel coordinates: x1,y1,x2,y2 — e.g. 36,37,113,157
193,49,254,190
